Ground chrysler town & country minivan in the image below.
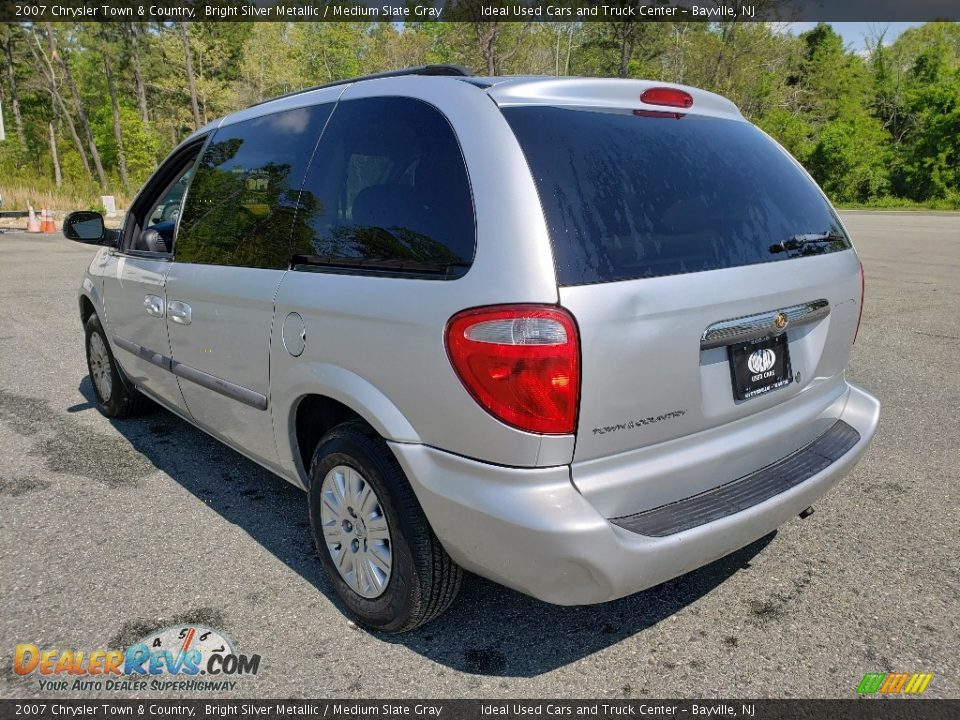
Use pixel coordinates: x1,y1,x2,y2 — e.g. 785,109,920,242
65,66,880,632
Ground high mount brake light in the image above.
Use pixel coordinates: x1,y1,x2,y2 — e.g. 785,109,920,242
640,87,694,109
633,109,686,120
445,305,580,435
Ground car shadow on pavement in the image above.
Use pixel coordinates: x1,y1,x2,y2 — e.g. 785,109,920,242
81,378,775,679
400,534,774,678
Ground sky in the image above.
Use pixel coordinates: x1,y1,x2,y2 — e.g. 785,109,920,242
785,22,925,51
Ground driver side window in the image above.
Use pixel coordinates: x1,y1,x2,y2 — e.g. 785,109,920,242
123,142,203,255
131,165,194,254
148,169,192,228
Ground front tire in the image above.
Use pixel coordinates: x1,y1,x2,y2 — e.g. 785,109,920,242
84,314,153,418
307,420,462,632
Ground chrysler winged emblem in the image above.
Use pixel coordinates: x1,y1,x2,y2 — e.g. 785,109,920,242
773,312,789,332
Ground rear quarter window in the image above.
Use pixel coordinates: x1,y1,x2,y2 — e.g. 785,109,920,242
291,96,475,279
503,106,851,286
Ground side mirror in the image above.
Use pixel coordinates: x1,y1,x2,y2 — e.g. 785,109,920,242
63,211,118,246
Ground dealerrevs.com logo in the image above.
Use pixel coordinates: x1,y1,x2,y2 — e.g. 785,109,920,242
13,625,260,693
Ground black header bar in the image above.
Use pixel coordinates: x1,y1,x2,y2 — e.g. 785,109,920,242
2,0,959,22
1,699,958,720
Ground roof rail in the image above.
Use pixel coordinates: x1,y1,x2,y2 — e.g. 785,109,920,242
250,65,474,107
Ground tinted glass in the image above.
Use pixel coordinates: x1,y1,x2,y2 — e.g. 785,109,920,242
141,166,194,251
292,97,474,278
148,169,191,227
176,104,333,269
504,107,851,286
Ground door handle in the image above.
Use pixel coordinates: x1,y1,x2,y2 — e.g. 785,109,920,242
167,300,192,325
144,294,165,318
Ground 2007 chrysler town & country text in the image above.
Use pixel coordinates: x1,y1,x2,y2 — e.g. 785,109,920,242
66,66,880,632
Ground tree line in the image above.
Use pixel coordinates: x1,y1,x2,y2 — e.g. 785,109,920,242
1,21,958,210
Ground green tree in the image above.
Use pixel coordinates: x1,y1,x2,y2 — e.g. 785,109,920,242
791,24,893,201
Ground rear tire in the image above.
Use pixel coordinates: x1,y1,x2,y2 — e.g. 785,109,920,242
84,314,153,418
307,420,461,632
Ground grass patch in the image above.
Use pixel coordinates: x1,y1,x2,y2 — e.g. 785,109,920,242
836,197,960,211
1,184,130,214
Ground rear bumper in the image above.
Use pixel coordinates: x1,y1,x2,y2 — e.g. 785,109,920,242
390,381,879,605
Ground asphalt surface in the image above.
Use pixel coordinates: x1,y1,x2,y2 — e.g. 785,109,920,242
0,212,957,700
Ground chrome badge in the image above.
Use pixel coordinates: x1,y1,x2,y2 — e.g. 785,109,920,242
773,312,789,332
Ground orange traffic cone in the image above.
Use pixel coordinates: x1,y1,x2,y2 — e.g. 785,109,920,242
41,208,56,233
27,206,41,233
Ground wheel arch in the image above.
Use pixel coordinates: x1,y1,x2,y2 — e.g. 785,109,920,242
79,276,104,327
79,294,96,324
279,364,422,487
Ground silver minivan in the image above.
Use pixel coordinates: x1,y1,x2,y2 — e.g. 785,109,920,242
66,66,879,632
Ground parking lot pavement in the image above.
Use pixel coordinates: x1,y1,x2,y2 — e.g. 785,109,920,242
0,212,957,699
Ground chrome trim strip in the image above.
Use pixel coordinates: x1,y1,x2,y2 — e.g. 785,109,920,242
700,299,830,350
112,335,267,411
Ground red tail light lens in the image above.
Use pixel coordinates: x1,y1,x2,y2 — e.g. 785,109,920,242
445,305,580,435
854,262,865,344
640,87,694,109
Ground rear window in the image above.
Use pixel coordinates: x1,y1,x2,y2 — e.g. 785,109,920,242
503,106,851,286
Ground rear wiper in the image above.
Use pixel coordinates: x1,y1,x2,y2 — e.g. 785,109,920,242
769,232,845,254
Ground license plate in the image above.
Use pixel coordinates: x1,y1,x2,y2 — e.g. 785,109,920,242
728,334,792,401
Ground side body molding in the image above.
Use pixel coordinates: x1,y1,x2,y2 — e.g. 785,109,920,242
112,335,268,411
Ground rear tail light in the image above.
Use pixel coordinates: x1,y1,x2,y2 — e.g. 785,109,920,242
445,305,580,435
854,261,865,344
640,87,694,109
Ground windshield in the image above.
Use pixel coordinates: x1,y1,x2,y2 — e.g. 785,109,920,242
503,106,851,286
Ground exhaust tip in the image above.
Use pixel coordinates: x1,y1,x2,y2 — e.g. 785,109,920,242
799,506,815,520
